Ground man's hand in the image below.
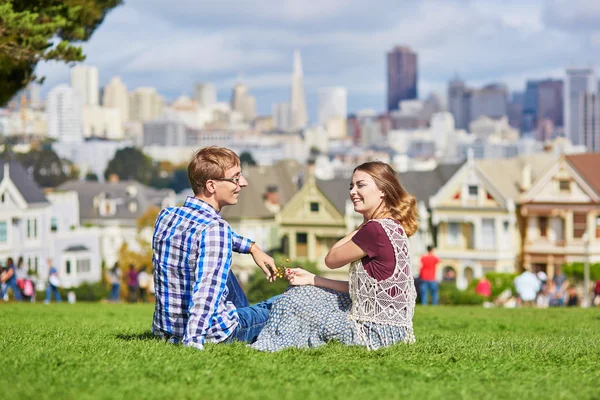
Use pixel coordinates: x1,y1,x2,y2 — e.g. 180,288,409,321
249,244,277,282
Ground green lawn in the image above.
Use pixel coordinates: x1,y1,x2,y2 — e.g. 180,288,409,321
1,304,599,400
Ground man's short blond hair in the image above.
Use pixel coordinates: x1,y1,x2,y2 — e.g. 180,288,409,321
188,146,240,195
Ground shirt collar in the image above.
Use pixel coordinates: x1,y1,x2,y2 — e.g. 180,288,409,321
184,196,220,216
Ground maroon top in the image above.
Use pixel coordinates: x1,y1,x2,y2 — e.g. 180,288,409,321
351,220,399,281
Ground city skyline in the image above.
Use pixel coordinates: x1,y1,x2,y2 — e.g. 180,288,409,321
34,0,600,118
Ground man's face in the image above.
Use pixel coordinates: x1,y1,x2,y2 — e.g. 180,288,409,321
213,165,248,208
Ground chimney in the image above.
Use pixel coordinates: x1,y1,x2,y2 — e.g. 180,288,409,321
108,173,120,183
263,185,280,213
3,162,9,182
520,163,532,192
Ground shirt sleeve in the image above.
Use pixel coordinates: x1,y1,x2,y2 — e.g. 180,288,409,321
231,231,253,254
184,221,233,350
351,221,381,259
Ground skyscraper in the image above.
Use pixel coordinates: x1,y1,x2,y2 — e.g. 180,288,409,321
387,46,418,111
470,83,508,121
194,83,217,107
318,87,347,125
290,50,307,130
70,65,99,106
102,76,129,124
565,68,597,146
129,87,164,122
580,93,600,151
231,82,256,122
448,77,471,130
537,79,563,128
47,84,83,143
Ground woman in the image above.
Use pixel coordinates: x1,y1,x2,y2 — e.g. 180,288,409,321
251,161,418,351
108,263,122,303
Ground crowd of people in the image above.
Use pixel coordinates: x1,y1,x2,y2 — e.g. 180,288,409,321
106,262,154,303
0,256,61,303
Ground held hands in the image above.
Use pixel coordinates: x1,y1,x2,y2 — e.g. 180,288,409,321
249,244,278,282
285,268,315,286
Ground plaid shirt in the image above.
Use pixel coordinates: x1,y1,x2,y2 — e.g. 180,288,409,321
151,196,253,350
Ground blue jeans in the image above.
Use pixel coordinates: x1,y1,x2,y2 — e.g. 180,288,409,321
1,278,22,301
109,283,120,302
45,284,62,302
420,280,438,305
225,271,279,344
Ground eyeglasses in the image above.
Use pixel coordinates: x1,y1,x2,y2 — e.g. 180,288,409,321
212,174,243,186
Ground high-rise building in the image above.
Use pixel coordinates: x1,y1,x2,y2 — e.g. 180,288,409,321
129,87,164,122
70,65,99,106
448,78,471,130
47,84,83,143
537,79,563,128
231,83,256,122
102,76,129,124
272,103,291,131
318,87,347,125
580,93,600,151
565,68,597,145
194,83,217,107
522,80,540,133
290,50,308,130
470,83,508,121
387,46,418,111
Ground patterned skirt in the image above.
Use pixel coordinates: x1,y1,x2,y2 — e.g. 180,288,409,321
250,285,411,352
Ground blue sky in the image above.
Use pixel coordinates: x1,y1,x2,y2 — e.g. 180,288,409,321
37,0,600,119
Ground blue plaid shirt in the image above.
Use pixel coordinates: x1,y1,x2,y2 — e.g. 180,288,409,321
151,196,253,350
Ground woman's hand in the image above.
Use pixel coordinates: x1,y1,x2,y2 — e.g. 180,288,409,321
285,268,315,286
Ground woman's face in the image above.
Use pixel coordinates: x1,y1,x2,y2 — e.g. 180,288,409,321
349,170,385,218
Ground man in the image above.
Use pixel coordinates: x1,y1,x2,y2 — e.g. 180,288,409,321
514,268,540,307
551,266,568,306
44,258,62,304
419,245,440,305
152,146,278,350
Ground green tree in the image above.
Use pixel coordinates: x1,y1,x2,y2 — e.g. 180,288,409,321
240,151,257,166
85,171,98,181
15,148,75,187
104,147,153,184
0,0,122,106
168,167,190,194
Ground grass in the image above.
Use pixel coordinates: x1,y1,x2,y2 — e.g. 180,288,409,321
1,304,599,400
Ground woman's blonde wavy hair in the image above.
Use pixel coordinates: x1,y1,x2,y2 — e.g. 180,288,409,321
353,161,419,237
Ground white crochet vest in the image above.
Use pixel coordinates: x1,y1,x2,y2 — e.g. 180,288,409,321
348,219,416,345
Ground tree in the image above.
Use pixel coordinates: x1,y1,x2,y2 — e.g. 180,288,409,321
0,0,123,106
85,172,98,181
240,151,257,166
15,148,76,187
104,147,154,184
168,167,190,194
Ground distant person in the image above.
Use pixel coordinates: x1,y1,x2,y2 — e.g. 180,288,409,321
593,279,600,307
419,245,440,305
476,276,492,298
137,265,150,303
127,264,138,303
552,267,568,306
514,268,540,307
1,257,22,301
44,259,61,304
443,268,456,282
566,286,579,307
108,263,122,303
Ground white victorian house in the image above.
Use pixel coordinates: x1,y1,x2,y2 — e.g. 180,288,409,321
0,160,102,288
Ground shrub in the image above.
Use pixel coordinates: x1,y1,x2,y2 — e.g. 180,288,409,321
562,262,600,281
438,282,486,305
58,282,110,302
482,272,518,299
245,254,319,304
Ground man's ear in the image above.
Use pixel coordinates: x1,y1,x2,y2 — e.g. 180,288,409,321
205,180,216,194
